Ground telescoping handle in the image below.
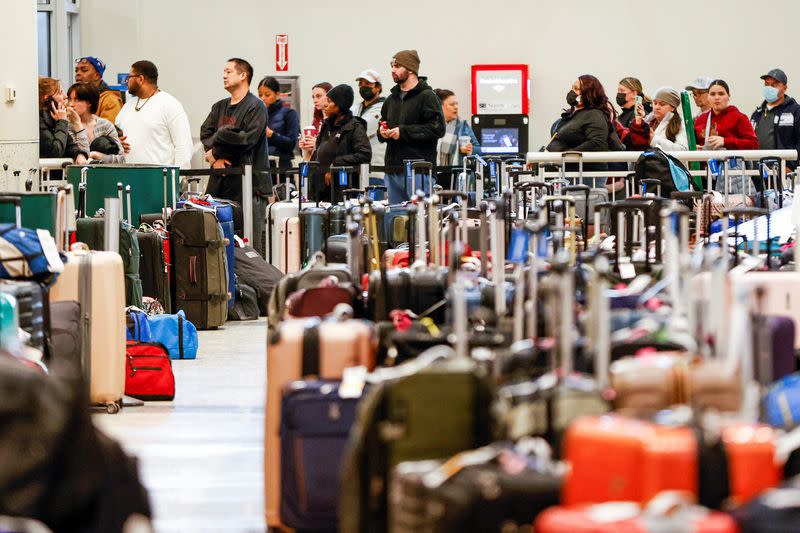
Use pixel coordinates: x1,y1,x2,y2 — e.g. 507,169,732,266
411,161,434,198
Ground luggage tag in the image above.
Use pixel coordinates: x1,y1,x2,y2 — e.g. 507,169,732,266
37,229,64,273
708,159,721,176
507,227,530,264
339,365,367,399
299,161,309,188
536,228,550,257
422,446,501,489
338,168,348,187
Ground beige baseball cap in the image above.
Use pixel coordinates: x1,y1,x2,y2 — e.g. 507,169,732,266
356,69,381,84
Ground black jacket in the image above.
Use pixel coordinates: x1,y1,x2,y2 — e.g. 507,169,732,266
309,111,372,203
39,111,86,160
546,108,611,172
266,100,300,167
751,96,800,169
378,78,445,169
200,92,271,199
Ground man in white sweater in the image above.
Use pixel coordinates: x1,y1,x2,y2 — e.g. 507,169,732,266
116,60,193,168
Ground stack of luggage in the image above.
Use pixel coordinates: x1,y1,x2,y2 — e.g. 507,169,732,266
264,154,800,533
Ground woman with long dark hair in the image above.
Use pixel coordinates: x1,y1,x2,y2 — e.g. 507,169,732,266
546,74,615,184
310,81,332,133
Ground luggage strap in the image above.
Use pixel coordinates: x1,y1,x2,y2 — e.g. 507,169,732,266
302,318,322,376
693,425,730,509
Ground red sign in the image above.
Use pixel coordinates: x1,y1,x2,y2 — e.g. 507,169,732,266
275,34,289,72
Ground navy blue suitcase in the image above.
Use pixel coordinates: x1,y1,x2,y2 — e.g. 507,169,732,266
279,379,363,530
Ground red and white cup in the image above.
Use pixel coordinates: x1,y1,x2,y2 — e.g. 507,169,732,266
303,126,317,138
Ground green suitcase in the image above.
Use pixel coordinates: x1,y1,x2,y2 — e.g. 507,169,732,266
340,347,492,533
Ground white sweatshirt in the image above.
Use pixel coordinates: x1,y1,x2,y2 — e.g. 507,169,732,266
115,90,194,168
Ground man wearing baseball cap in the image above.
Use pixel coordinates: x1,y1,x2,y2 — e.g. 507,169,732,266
750,69,800,169
352,69,386,169
685,76,714,118
378,50,445,204
74,56,123,122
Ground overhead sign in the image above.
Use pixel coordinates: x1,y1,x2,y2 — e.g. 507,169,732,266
471,64,530,116
275,34,289,72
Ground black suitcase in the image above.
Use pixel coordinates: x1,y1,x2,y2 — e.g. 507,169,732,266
233,244,282,317
171,209,228,329
300,207,328,265
135,230,171,313
367,267,448,322
390,445,562,533
228,279,259,321
0,280,46,351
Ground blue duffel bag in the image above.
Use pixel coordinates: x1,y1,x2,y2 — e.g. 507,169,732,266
764,373,800,429
149,310,198,360
0,224,64,283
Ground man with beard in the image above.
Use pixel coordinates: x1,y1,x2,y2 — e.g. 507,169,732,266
115,60,193,167
200,58,270,255
378,50,445,204
74,56,124,122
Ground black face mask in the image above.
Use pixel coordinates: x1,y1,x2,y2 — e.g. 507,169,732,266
359,86,376,101
616,92,629,107
566,90,580,108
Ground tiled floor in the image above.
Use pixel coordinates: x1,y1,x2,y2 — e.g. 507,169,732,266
93,319,266,533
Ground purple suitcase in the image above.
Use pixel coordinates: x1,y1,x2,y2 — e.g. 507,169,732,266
279,379,363,530
755,315,797,382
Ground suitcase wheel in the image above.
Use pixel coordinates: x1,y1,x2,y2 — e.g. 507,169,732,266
106,402,121,414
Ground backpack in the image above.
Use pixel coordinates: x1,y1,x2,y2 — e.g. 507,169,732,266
634,147,696,196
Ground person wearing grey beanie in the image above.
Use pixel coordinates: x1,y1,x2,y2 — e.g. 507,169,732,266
647,86,688,151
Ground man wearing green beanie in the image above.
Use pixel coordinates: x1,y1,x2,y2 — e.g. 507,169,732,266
378,49,445,203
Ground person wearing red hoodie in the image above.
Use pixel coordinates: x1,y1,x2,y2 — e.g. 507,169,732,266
693,79,759,150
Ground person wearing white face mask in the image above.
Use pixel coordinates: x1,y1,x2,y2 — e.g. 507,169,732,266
750,69,800,170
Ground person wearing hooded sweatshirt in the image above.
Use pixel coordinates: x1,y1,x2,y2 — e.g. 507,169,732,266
694,79,759,152
74,56,124,123
299,84,372,203
751,69,800,170
378,49,446,204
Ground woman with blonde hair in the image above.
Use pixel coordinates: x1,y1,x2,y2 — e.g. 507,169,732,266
616,76,653,128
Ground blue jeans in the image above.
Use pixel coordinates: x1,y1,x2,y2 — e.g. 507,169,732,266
385,172,436,205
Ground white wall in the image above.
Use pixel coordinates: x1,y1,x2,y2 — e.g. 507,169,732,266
82,0,800,151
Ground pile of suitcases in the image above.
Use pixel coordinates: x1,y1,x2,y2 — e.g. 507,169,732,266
264,154,800,532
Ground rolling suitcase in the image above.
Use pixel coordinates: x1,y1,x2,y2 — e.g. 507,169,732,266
47,300,82,377
339,347,493,533
265,315,376,529
49,246,126,413
233,243,282,317
279,379,365,531
170,208,229,330
268,173,314,272
135,227,171,314
0,280,46,352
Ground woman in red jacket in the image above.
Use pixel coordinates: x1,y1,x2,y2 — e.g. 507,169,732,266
694,79,759,150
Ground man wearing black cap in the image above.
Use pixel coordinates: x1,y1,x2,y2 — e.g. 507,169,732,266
751,68,800,169
299,84,371,203
74,56,123,122
378,49,445,204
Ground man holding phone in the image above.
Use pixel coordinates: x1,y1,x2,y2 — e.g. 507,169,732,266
378,50,445,204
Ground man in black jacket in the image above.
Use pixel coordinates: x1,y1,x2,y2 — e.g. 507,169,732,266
200,57,270,255
378,50,445,204
751,68,800,170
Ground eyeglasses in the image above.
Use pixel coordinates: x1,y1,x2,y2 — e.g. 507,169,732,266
125,74,142,84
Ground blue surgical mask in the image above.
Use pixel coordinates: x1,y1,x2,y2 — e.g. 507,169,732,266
764,86,780,103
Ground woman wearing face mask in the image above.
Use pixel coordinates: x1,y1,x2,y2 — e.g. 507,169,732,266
434,88,481,167
66,83,125,163
546,75,615,183
38,77,88,163
616,77,653,128
693,80,758,152
257,76,300,170
300,84,371,203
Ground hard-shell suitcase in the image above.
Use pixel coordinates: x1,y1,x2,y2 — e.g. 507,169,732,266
265,316,376,529
536,498,739,533
0,280,46,351
268,197,314,272
563,414,782,509
300,206,328,265
49,249,126,413
283,216,301,274
279,379,365,531
389,444,562,533
47,300,82,376
170,209,228,330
